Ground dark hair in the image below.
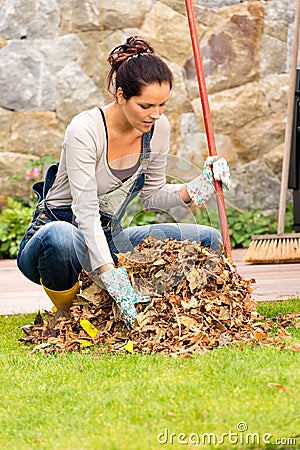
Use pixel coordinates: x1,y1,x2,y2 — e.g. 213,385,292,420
107,36,173,99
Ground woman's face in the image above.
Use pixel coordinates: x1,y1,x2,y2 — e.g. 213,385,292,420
117,82,171,133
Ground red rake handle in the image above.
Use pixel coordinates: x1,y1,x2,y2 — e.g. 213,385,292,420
185,0,232,259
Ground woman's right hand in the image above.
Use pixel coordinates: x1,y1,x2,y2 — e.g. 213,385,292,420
90,266,150,329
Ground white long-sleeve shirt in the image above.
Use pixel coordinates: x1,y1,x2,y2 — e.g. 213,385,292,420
46,107,186,270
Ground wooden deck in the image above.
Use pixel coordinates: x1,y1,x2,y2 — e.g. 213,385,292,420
232,248,300,301
0,251,299,315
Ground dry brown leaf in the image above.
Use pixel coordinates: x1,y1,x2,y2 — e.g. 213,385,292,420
288,342,300,352
153,258,167,266
268,383,288,392
186,268,207,292
179,316,199,330
76,283,104,305
218,306,231,321
277,328,292,340
254,331,268,341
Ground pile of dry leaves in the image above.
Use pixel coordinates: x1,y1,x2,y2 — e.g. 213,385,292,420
19,237,300,355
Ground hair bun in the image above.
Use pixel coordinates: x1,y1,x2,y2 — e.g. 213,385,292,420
107,36,154,67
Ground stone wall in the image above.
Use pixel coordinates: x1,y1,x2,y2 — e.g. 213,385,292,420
0,0,298,211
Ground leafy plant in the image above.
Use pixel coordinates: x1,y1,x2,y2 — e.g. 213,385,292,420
121,197,158,228
25,154,57,176
0,194,296,259
6,155,57,202
226,208,277,248
8,155,57,185
0,197,33,258
127,210,158,227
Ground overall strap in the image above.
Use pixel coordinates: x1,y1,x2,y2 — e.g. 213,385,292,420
31,162,59,203
43,162,59,198
140,130,152,171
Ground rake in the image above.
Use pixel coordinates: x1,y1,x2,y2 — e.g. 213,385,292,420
184,0,232,260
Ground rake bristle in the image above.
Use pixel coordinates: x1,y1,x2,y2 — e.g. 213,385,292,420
244,234,300,263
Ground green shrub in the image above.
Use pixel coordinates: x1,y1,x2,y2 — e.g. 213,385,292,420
123,199,295,249
192,202,295,248
0,195,296,258
0,197,33,258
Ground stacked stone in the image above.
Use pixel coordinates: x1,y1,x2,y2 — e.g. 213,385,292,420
0,0,298,210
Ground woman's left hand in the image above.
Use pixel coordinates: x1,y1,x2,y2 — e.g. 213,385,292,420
186,156,231,207
207,156,231,189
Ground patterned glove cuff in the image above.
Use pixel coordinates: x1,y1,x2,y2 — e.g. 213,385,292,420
100,267,138,329
186,173,215,206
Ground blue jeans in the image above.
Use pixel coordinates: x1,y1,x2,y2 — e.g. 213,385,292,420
17,221,222,291
112,223,221,254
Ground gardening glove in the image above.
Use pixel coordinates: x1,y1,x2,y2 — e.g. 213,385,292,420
92,267,150,329
186,156,231,207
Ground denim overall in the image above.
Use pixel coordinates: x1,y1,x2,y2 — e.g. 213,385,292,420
17,130,152,289
17,127,222,291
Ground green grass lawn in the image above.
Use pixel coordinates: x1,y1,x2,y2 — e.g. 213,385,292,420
0,300,300,450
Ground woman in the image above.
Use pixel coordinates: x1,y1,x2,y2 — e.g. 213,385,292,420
17,36,230,329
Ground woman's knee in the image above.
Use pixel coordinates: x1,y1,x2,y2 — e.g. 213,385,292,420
41,222,81,253
202,226,222,251
44,220,74,240
114,223,223,253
